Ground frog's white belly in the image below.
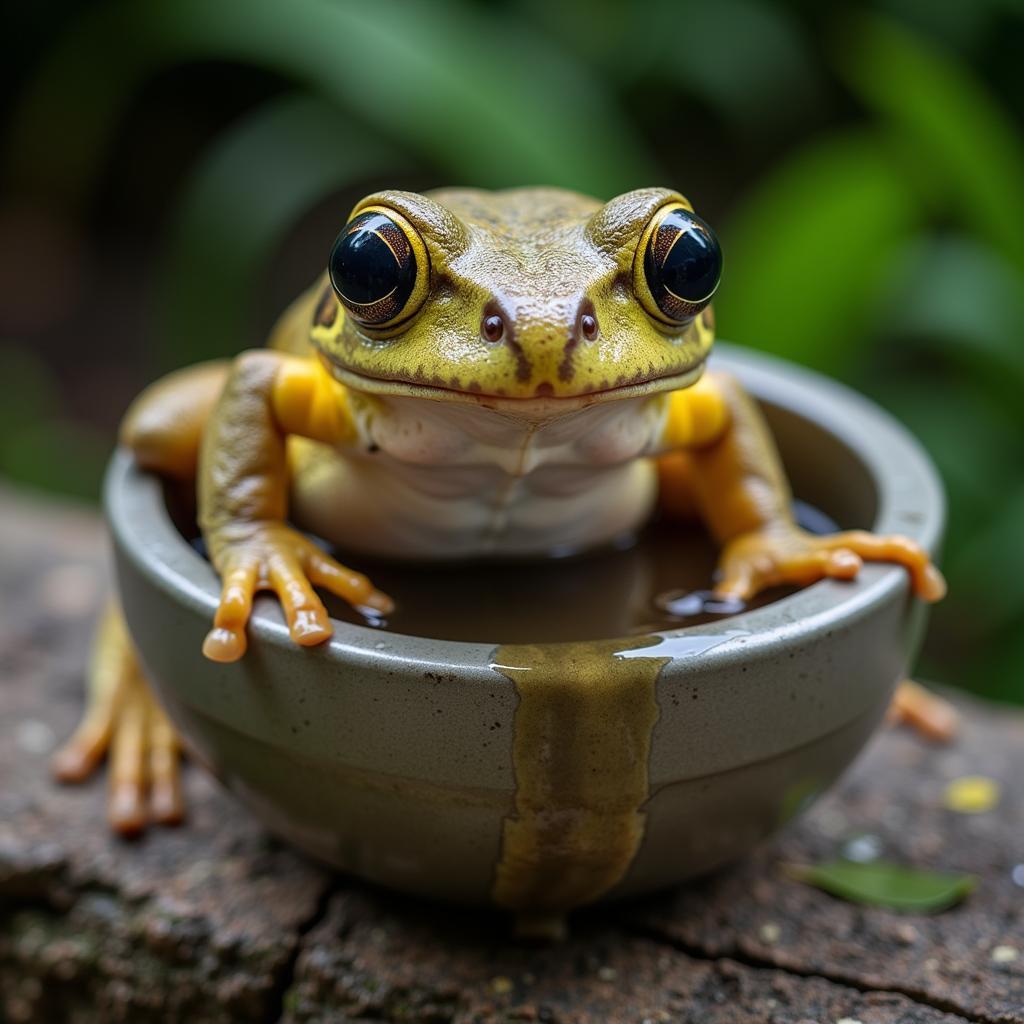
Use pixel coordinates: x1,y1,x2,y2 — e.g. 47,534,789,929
289,392,669,560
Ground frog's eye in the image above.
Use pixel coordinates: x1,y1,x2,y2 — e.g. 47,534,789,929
329,207,429,329
634,203,722,328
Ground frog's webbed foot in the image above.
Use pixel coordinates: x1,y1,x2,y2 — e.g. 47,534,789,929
52,603,184,835
887,679,959,744
713,527,947,604
202,522,394,663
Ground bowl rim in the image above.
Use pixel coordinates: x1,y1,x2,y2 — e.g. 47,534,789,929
106,343,945,677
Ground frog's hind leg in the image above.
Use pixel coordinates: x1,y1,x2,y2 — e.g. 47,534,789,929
887,679,959,744
120,359,230,480
52,601,184,835
51,362,229,833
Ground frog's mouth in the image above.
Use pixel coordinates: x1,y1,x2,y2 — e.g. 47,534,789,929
320,353,707,413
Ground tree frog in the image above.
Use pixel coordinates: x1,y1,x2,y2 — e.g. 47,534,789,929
52,187,948,834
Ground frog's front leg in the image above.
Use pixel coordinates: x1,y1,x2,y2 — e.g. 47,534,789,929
198,350,393,662
658,372,955,740
663,372,946,602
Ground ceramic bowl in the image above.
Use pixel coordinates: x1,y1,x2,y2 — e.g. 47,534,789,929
107,344,943,917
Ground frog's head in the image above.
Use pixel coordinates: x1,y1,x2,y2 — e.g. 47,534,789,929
312,186,721,410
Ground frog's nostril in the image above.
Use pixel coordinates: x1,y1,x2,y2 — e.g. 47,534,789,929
481,313,505,343
576,298,599,342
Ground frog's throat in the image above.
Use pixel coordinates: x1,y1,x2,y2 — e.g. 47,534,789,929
319,353,707,414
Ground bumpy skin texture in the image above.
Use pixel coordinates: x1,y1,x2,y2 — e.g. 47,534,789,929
53,186,948,833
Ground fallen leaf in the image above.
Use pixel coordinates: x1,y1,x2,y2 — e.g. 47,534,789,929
783,860,976,913
944,775,1001,814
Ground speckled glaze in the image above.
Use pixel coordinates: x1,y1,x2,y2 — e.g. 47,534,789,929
107,345,943,911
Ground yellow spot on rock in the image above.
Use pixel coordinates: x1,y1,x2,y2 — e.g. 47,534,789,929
944,775,1001,814
992,945,1019,964
491,976,513,996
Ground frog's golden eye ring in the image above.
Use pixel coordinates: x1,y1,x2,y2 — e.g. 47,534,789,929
634,203,722,328
328,207,429,329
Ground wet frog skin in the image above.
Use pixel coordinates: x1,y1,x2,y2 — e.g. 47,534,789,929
52,186,945,842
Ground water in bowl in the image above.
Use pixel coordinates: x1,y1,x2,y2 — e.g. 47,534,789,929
168,484,835,644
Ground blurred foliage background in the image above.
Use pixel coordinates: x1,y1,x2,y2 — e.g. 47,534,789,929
1,0,1022,702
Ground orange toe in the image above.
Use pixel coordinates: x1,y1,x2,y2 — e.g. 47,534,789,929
202,626,247,662
108,783,146,837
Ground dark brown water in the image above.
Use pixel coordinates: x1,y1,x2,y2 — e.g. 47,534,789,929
169,482,836,644
324,520,763,643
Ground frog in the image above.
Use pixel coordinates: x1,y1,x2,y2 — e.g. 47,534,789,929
51,186,951,834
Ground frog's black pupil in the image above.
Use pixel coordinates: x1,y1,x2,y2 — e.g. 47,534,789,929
644,208,722,322
482,314,504,342
329,211,417,325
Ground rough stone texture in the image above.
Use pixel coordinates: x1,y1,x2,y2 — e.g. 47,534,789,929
626,696,1024,1024
0,487,330,1022
1,485,1022,1023
283,889,979,1024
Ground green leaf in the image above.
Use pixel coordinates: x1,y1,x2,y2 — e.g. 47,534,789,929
0,349,108,499
519,0,824,132
864,375,1018,513
838,14,1024,274
716,132,921,373
0,346,60,434
947,483,1024,635
880,236,1024,395
957,620,1024,705
0,419,108,502
7,0,655,204
784,860,976,913
156,93,399,369
650,0,824,132
875,0,1007,49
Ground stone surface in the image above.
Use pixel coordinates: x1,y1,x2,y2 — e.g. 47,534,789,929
283,889,980,1024
0,488,330,1022
627,696,1024,1024
1,485,1022,1023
